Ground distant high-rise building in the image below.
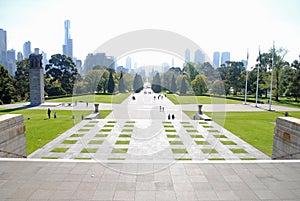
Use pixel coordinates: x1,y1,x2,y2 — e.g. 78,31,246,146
75,59,82,74
23,41,31,58
7,49,16,75
62,20,73,58
41,51,48,72
185,48,190,65
34,48,40,54
17,52,23,61
221,52,230,66
0,28,7,67
213,52,220,68
126,56,131,70
83,53,115,74
172,58,174,67
194,49,205,64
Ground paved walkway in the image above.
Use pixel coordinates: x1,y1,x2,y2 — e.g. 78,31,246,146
29,90,269,161
1,159,300,200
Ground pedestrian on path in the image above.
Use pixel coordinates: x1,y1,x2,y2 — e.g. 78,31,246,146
54,112,57,119
168,114,170,120
172,114,175,120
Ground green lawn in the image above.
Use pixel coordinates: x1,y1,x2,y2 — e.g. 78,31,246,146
184,110,300,157
47,93,130,104
0,108,111,155
166,94,242,104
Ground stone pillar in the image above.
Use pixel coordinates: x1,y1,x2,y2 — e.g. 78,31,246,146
29,54,44,105
0,114,26,158
198,105,203,115
94,104,99,113
272,117,300,159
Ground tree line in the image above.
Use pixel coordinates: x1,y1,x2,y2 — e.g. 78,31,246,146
0,54,144,104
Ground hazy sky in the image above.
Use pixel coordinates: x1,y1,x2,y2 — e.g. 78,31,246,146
1,0,300,68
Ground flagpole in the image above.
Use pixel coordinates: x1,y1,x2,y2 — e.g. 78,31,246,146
244,49,249,104
269,41,275,111
255,46,260,107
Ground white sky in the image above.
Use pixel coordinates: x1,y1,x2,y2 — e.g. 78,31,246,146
1,0,300,69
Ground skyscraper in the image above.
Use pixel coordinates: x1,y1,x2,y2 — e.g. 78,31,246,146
221,52,230,66
213,52,220,68
185,48,190,65
62,20,73,58
7,49,16,75
194,49,205,64
17,52,23,61
0,28,7,67
126,56,131,71
23,41,31,58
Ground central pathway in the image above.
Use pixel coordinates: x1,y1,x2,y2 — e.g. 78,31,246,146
29,90,270,161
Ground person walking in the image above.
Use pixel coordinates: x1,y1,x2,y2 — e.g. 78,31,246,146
47,108,51,119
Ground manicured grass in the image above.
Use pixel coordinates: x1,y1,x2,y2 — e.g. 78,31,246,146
83,124,96,127
199,121,208,124
88,140,104,144
115,140,130,145
180,121,190,124
166,94,241,104
184,110,300,157
201,148,218,154
100,128,112,132
165,129,177,132
190,135,204,138
207,130,219,133
89,121,99,123
172,148,188,154
202,125,213,128
175,158,192,160
162,121,172,124
62,140,77,144
47,93,130,104
122,129,133,132
70,134,84,137
119,134,131,138
195,141,210,145
208,158,225,160
167,134,180,138
78,128,90,132
126,120,135,123
164,125,174,128
104,124,115,127
214,134,227,138
112,148,128,153
95,134,108,137
220,140,237,145
230,148,248,154
74,158,92,160
183,125,194,128
124,124,134,127
0,109,104,155
241,158,257,160
81,148,98,153
41,156,59,159
107,120,117,123
169,141,184,145
186,129,198,133
51,147,69,153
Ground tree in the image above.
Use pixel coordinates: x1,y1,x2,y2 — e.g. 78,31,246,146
45,54,79,95
151,72,162,93
133,73,143,93
107,71,115,93
15,58,30,100
97,70,110,93
180,77,187,95
211,80,225,95
84,70,107,93
170,74,177,93
191,74,208,95
183,62,198,81
0,65,17,104
118,71,126,93
288,59,300,101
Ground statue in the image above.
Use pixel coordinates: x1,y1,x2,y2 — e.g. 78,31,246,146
29,54,43,69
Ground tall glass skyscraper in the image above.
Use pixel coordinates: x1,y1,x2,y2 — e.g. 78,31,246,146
0,28,7,67
213,51,220,68
185,48,190,65
221,52,230,66
23,41,31,58
62,20,73,58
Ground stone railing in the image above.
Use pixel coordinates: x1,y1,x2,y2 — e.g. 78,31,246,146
272,117,300,159
0,114,26,158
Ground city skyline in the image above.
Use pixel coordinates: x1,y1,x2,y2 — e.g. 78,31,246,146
1,0,300,69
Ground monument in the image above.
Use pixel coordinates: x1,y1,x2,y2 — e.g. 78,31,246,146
29,54,44,105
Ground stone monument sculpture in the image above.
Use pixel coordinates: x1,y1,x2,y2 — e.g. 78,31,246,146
29,54,44,105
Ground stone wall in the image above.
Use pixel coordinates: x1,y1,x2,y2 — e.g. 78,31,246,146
0,114,26,158
272,117,300,159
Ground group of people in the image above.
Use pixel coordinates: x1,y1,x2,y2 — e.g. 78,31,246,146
47,108,56,119
154,94,164,101
167,114,175,120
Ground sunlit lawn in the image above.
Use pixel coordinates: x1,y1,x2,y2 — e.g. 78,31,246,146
184,110,300,157
167,94,242,104
47,93,130,104
0,109,111,155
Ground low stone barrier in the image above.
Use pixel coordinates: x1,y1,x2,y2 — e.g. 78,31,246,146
272,117,300,159
0,114,26,158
